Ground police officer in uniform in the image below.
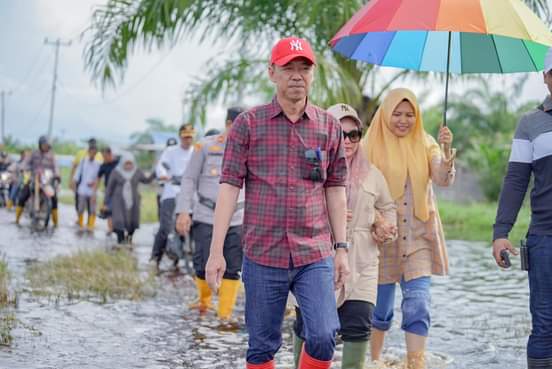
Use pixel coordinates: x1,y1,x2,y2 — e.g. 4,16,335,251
151,124,195,270
176,107,245,321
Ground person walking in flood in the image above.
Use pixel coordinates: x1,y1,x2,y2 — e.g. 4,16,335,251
292,103,397,369
150,124,195,271
73,141,101,231
98,146,120,235
70,138,102,224
492,48,552,369
7,149,30,210
364,88,455,369
105,152,152,246
205,37,350,369
175,107,245,322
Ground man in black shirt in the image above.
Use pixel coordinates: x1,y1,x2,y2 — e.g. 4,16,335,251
493,49,552,368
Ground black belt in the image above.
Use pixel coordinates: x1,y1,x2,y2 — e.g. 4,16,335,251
198,193,244,212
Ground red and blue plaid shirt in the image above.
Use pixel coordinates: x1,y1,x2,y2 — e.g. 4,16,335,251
220,97,347,268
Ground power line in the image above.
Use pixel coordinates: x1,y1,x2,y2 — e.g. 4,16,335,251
11,45,46,95
91,48,175,106
13,54,53,101
56,79,95,128
22,93,50,132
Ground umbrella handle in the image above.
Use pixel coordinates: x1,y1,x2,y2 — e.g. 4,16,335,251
441,143,454,161
443,31,452,128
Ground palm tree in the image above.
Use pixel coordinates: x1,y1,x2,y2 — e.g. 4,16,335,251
438,79,538,200
83,0,551,126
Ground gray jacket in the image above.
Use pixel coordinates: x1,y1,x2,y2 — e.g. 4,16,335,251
176,134,244,226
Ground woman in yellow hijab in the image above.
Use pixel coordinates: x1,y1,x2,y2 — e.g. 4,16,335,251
365,88,456,369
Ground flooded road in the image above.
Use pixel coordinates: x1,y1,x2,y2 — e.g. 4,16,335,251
0,205,530,369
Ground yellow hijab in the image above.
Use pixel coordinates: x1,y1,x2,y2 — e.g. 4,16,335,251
362,88,439,222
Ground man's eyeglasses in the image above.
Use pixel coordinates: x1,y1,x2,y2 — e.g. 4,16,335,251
343,129,362,143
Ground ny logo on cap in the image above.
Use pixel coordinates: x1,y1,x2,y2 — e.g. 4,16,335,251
340,104,350,112
290,40,303,51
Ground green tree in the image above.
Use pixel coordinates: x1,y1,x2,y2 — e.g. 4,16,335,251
130,117,176,168
51,139,81,156
130,117,177,145
83,0,550,126
0,136,31,154
424,79,538,201
82,0,415,125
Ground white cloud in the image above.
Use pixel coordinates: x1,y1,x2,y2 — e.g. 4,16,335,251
2,0,225,144
35,0,102,38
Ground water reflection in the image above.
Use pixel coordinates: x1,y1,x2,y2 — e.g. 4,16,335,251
0,207,530,368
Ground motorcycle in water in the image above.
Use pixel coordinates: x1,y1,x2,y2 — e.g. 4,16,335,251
0,171,11,207
166,230,194,275
28,169,56,231
158,163,195,274
164,175,195,274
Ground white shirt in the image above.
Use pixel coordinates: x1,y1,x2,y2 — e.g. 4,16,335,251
156,145,194,201
74,157,101,197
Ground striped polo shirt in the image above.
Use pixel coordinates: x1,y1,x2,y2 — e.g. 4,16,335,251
493,96,552,241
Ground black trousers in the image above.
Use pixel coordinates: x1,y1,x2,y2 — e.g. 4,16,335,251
114,229,135,243
18,184,58,210
295,300,374,342
191,221,243,280
151,198,176,261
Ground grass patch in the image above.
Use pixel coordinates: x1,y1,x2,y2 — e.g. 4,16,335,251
26,249,156,303
139,187,158,224
0,260,11,307
439,200,531,243
0,259,17,346
59,166,72,191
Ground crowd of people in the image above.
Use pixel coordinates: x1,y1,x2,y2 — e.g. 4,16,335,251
0,35,550,369
198,36,550,369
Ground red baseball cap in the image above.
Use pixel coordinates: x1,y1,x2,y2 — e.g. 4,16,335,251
270,37,316,66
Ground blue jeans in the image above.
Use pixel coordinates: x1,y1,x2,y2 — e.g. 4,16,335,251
372,276,431,337
9,182,20,202
527,235,552,359
242,256,339,364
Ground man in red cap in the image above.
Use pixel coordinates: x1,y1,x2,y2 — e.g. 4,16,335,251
206,37,350,369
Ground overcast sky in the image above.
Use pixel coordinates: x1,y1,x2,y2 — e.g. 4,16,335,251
0,0,550,147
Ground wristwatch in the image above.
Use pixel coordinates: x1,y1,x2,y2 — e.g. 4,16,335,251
333,242,350,251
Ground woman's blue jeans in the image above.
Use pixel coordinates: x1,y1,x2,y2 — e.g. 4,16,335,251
372,276,431,337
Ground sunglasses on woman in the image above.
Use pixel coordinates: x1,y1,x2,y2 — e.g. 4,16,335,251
343,129,362,143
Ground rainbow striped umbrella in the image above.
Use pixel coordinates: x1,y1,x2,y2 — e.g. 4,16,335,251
330,0,552,124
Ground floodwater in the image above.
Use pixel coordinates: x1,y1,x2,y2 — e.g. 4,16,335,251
0,205,531,369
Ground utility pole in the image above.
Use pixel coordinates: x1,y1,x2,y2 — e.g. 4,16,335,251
44,38,71,139
0,90,12,144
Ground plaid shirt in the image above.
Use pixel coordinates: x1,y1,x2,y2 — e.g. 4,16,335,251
220,97,347,268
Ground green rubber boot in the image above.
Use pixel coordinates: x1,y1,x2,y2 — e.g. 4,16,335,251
342,340,369,369
293,333,304,369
